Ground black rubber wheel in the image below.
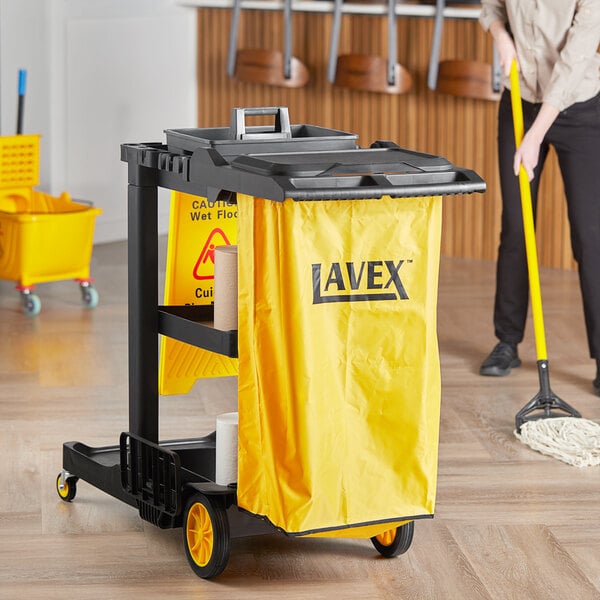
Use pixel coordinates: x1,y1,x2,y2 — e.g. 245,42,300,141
183,493,230,579
371,520,414,557
56,473,78,502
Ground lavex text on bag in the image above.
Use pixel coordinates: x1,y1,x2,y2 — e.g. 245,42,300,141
312,258,411,303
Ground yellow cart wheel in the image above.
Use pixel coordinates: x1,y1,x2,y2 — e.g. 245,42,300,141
56,472,78,502
371,520,414,557
183,493,230,579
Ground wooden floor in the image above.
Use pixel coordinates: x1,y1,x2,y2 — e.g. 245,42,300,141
0,240,599,599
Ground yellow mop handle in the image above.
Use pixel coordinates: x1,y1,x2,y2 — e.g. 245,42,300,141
509,60,547,361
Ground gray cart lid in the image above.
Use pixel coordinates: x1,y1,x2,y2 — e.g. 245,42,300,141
123,107,486,201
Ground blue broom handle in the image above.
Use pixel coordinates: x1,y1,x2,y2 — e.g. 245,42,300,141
17,69,27,134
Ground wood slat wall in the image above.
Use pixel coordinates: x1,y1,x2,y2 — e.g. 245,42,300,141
196,8,575,269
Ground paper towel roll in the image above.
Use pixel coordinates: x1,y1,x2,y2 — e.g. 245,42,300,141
213,245,238,331
215,411,239,485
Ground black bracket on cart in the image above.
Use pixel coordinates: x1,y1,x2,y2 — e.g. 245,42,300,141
120,432,182,528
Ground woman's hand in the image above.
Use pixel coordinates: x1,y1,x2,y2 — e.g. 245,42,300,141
514,103,560,180
514,131,541,180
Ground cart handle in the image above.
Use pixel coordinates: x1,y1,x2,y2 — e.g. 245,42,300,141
230,107,292,141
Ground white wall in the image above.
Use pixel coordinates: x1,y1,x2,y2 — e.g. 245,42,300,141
0,0,51,188
0,0,197,242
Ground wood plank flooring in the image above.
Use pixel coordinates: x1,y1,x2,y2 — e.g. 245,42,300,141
0,241,599,599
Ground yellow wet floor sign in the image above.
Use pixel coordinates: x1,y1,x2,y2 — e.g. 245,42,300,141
159,191,238,396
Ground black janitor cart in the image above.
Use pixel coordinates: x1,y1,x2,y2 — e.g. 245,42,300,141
57,107,485,579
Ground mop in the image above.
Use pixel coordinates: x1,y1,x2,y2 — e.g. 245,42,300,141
507,60,600,467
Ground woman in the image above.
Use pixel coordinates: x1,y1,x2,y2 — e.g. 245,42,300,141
478,0,600,395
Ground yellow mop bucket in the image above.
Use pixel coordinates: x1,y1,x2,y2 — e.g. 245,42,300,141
0,196,100,286
0,133,102,314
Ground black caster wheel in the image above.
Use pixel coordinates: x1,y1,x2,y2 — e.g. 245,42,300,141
371,520,414,557
56,472,78,502
183,493,230,579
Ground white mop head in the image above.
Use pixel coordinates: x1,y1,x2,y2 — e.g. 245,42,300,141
515,417,600,467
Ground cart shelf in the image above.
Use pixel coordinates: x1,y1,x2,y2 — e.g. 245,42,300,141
158,305,238,357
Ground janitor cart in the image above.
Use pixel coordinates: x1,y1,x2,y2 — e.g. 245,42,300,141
57,107,485,579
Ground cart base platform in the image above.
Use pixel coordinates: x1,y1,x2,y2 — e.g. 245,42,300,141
60,434,276,537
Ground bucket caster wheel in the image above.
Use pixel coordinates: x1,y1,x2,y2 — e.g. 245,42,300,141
79,282,99,308
21,290,41,316
371,520,414,557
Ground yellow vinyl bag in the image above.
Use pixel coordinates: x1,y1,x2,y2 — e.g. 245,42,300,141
159,191,238,395
237,192,442,536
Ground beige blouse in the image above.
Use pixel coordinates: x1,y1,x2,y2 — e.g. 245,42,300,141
480,0,600,111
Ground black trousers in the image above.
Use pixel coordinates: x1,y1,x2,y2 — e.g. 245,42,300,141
494,89,600,359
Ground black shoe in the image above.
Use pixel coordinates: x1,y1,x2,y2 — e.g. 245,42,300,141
479,342,521,377
594,375,600,396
